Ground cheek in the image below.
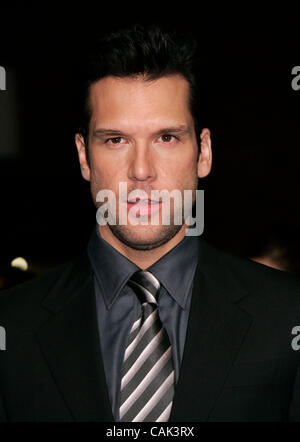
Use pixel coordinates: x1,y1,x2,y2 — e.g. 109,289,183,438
90,159,124,194
162,156,198,190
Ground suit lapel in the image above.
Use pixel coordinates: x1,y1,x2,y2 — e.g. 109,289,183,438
170,243,253,422
36,253,114,421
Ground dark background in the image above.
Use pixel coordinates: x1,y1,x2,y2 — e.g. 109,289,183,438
0,5,299,281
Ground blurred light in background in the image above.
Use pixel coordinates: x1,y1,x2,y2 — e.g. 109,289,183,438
10,256,29,271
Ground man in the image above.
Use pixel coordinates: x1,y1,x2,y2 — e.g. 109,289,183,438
1,23,300,422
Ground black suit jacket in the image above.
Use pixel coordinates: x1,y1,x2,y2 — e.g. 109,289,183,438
1,239,300,422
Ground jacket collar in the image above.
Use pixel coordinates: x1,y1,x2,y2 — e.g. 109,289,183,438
37,251,114,421
170,240,253,421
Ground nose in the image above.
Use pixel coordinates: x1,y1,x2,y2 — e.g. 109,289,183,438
128,143,156,182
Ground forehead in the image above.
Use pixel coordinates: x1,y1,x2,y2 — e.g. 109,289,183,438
88,74,193,131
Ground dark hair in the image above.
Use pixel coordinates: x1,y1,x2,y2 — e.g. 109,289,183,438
77,23,202,158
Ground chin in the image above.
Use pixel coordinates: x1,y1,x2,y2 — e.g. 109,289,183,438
108,223,183,251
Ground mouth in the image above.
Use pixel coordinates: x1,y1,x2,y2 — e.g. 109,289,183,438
126,199,162,216
127,198,160,204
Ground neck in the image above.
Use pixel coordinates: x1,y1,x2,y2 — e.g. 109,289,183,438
99,225,187,269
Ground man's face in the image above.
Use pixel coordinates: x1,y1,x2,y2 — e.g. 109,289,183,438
76,74,212,250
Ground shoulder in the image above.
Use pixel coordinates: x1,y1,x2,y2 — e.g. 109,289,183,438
199,238,300,305
0,251,91,322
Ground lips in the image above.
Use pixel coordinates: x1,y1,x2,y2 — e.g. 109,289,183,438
126,199,162,217
127,199,160,204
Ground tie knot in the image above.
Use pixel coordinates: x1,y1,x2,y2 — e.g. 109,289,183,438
128,270,160,305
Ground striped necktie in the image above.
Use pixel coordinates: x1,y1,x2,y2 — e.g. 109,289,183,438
119,270,175,422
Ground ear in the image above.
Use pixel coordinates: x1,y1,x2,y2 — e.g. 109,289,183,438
197,128,212,178
75,133,91,181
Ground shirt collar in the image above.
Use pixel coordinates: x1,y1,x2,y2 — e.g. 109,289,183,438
87,226,139,309
147,233,199,309
87,224,199,310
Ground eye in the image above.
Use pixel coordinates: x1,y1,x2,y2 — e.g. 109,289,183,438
105,137,126,145
159,134,177,143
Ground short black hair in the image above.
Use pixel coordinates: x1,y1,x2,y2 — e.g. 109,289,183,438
77,23,202,157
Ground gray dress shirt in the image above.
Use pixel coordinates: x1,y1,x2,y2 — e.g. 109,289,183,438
87,225,199,421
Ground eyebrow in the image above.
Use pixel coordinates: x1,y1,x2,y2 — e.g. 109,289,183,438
92,125,193,138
